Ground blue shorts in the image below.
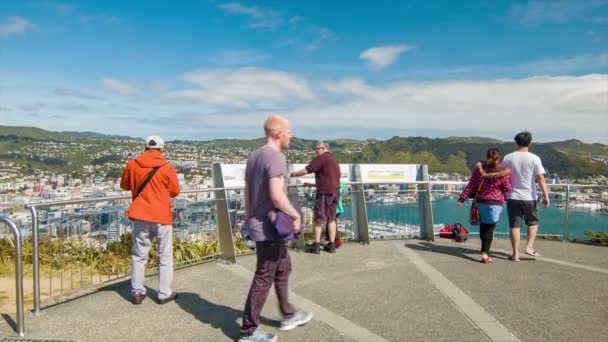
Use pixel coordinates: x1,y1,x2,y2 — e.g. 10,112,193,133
477,203,503,224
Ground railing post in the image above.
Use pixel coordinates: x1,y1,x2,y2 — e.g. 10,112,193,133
418,165,435,241
1,216,26,336
351,164,370,244
27,205,41,316
563,185,570,242
212,163,237,263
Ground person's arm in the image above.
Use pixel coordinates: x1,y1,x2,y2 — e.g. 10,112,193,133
457,168,482,206
292,156,323,178
168,166,180,198
485,167,511,178
120,162,131,191
290,168,309,177
269,176,301,233
536,174,550,207
499,174,512,194
244,182,251,219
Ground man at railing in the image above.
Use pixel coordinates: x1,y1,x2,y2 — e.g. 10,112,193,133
239,115,313,342
120,135,180,304
291,141,341,254
503,131,550,261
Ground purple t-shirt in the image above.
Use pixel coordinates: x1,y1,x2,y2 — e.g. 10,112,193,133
245,146,288,242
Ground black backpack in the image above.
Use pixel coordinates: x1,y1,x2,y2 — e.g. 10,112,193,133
451,223,469,242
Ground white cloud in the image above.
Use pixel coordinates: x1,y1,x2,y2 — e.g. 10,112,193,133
593,17,608,24
0,17,33,37
99,78,139,96
508,1,608,26
289,16,303,24
360,45,413,70
299,74,608,142
447,53,608,76
30,2,75,15
218,2,283,29
149,81,171,92
208,49,270,66
217,3,332,50
54,87,103,100
79,15,122,25
164,67,315,108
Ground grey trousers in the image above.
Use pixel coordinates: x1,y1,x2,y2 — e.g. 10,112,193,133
131,220,174,300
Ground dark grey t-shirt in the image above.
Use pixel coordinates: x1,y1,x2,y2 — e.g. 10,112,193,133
245,146,288,242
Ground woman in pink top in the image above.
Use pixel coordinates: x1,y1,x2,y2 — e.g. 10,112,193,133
458,148,512,263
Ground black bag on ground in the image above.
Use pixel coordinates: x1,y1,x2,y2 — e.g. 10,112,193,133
451,223,469,242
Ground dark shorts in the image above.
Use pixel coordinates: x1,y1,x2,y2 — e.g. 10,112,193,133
314,193,339,224
507,199,540,228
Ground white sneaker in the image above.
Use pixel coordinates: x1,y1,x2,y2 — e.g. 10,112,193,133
279,311,313,331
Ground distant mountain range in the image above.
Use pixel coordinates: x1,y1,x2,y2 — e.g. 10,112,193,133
0,125,606,178
0,126,138,142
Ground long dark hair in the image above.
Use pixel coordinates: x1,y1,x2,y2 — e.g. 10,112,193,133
485,148,502,172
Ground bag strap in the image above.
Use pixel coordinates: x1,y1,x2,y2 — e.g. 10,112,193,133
473,174,484,203
134,164,165,199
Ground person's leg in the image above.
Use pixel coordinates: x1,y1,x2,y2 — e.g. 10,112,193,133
274,243,295,319
326,193,339,243
313,224,323,243
131,220,152,296
241,242,280,336
277,240,313,331
507,200,522,260
334,213,342,247
527,225,538,252
323,193,339,253
479,223,490,258
525,200,541,256
312,194,326,244
485,205,501,259
510,228,521,259
156,224,174,300
327,221,337,243
486,223,496,258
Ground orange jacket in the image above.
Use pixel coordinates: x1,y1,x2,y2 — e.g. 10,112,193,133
120,149,180,225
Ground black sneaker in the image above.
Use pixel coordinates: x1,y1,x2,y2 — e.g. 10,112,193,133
306,243,321,254
131,293,145,305
158,291,178,304
325,242,336,253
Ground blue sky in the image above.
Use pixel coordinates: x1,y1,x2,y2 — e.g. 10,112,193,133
1,0,607,143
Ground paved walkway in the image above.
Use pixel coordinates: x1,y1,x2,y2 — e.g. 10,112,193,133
1,239,607,341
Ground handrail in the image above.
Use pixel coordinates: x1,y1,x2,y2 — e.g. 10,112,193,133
24,187,247,209
19,180,607,316
0,216,25,336
23,182,608,210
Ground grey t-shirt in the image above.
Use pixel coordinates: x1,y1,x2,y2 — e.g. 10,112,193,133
244,146,288,242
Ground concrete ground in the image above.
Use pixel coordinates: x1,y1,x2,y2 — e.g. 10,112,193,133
1,238,607,342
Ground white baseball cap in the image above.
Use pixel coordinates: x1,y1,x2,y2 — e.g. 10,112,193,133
145,135,165,149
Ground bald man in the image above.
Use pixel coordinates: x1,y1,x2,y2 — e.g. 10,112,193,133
239,115,313,342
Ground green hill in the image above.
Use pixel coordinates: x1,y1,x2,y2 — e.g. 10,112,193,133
0,125,606,178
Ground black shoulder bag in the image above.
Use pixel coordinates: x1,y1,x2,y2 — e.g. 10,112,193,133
133,165,163,199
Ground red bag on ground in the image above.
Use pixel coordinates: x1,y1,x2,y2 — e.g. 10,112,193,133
439,224,455,238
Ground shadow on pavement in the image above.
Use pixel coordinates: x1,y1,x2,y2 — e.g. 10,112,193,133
405,241,514,262
176,292,280,341
1,313,17,333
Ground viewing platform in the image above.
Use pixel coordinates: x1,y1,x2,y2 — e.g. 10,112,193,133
2,238,607,342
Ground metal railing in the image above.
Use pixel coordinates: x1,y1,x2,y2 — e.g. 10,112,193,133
0,216,25,337
24,187,246,316
3,179,606,325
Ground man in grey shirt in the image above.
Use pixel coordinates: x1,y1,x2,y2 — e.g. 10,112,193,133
239,115,313,342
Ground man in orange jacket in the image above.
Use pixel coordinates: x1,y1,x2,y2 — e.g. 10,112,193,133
120,135,180,305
